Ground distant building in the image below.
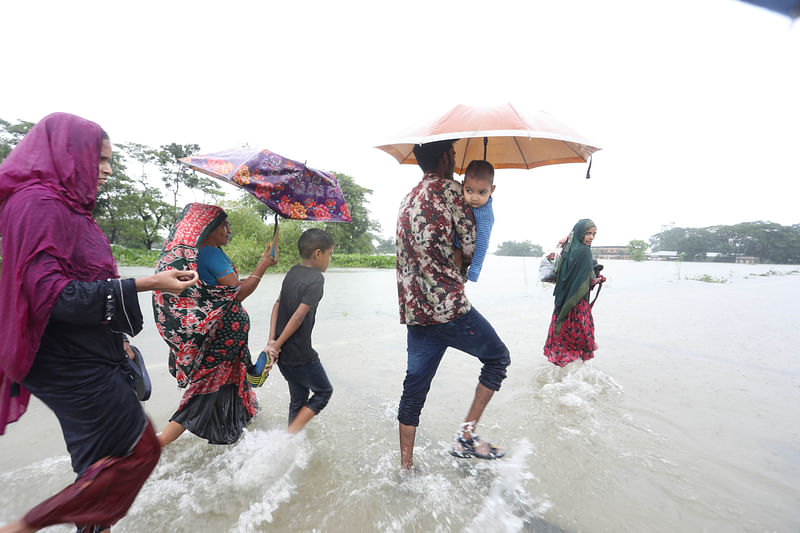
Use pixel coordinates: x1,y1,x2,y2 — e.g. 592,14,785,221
592,246,630,260
645,251,760,263
647,250,679,261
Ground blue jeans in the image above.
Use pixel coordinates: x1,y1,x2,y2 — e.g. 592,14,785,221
398,307,510,427
278,358,333,425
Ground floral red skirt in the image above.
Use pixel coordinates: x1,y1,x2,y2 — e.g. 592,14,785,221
543,299,597,367
165,301,258,444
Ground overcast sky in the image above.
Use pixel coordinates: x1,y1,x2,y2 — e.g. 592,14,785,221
3,0,798,249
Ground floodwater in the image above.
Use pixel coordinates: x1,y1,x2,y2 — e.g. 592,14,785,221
1,258,799,532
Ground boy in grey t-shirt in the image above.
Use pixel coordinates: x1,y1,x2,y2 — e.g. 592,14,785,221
265,228,334,434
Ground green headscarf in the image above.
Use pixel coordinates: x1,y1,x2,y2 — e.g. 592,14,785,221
553,219,596,334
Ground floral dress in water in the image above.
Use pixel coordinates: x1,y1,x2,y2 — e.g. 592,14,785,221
153,203,257,444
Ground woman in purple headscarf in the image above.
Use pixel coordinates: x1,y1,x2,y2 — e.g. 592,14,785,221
0,113,197,533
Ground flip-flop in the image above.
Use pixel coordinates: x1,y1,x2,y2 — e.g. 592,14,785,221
76,525,110,533
76,524,111,533
247,351,271,387
449,436,505,460
127,345,152,401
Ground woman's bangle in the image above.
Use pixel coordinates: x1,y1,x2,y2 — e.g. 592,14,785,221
251,274,262,280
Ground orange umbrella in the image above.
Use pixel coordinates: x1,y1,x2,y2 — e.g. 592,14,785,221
375,103,600,177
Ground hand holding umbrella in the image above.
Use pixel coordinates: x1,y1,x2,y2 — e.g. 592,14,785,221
262,238,279,264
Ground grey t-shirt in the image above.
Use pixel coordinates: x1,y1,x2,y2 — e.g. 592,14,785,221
275,264,324,366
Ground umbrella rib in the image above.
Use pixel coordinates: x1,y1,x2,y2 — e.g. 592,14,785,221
512,136,531,169
563,140,586,160
460,138,472,172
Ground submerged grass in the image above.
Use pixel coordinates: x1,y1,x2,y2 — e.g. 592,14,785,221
688,273,728,283
111,245,160,267
747,269,800,278
110,246,395,271
330,254,394,269
689,269,800,283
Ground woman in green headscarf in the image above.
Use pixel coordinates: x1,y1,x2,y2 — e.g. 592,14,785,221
543,219,604,366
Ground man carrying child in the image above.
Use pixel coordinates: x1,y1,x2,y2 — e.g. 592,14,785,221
395,139,511,470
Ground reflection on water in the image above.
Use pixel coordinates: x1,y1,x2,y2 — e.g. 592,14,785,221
1,258,799,532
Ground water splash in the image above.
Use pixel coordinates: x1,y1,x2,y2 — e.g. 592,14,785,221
0,456,74,531
122,428,311,532
535,361,624,408
469,439,553,532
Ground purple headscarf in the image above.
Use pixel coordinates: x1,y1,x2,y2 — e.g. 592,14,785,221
0,112,118,434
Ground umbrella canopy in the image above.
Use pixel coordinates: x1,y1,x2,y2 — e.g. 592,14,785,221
375,103,600,175
179,148,351,222
738,0,800,18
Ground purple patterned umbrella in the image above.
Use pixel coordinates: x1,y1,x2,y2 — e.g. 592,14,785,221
179,148,351,222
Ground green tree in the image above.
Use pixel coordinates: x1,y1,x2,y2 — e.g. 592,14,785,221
130,191,174,250
156,143,221,221
650,226,710,261
0,118,34,163
627,239,648,261
239,190,274,222
94,146,138,244
711,224,746,259
222,198,278,272
110,142,176,249
375,236,395,254
649,221,800,264
323,172,380,254
650,226,686,252
495,240,543,257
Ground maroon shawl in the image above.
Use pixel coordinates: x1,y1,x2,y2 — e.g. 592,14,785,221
0,112,118,434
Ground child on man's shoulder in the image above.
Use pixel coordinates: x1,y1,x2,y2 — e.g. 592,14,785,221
455,160,496,282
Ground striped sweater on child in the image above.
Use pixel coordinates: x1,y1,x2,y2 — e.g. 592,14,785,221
468,197,494,282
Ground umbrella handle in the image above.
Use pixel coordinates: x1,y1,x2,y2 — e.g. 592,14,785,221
590,280,603,307
271,213,279,258
585,154,593,179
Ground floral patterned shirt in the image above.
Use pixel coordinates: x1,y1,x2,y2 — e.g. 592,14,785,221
396,173,476,325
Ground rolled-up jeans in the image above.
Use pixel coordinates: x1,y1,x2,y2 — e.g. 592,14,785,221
278,358,333,425
398,307,510,427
